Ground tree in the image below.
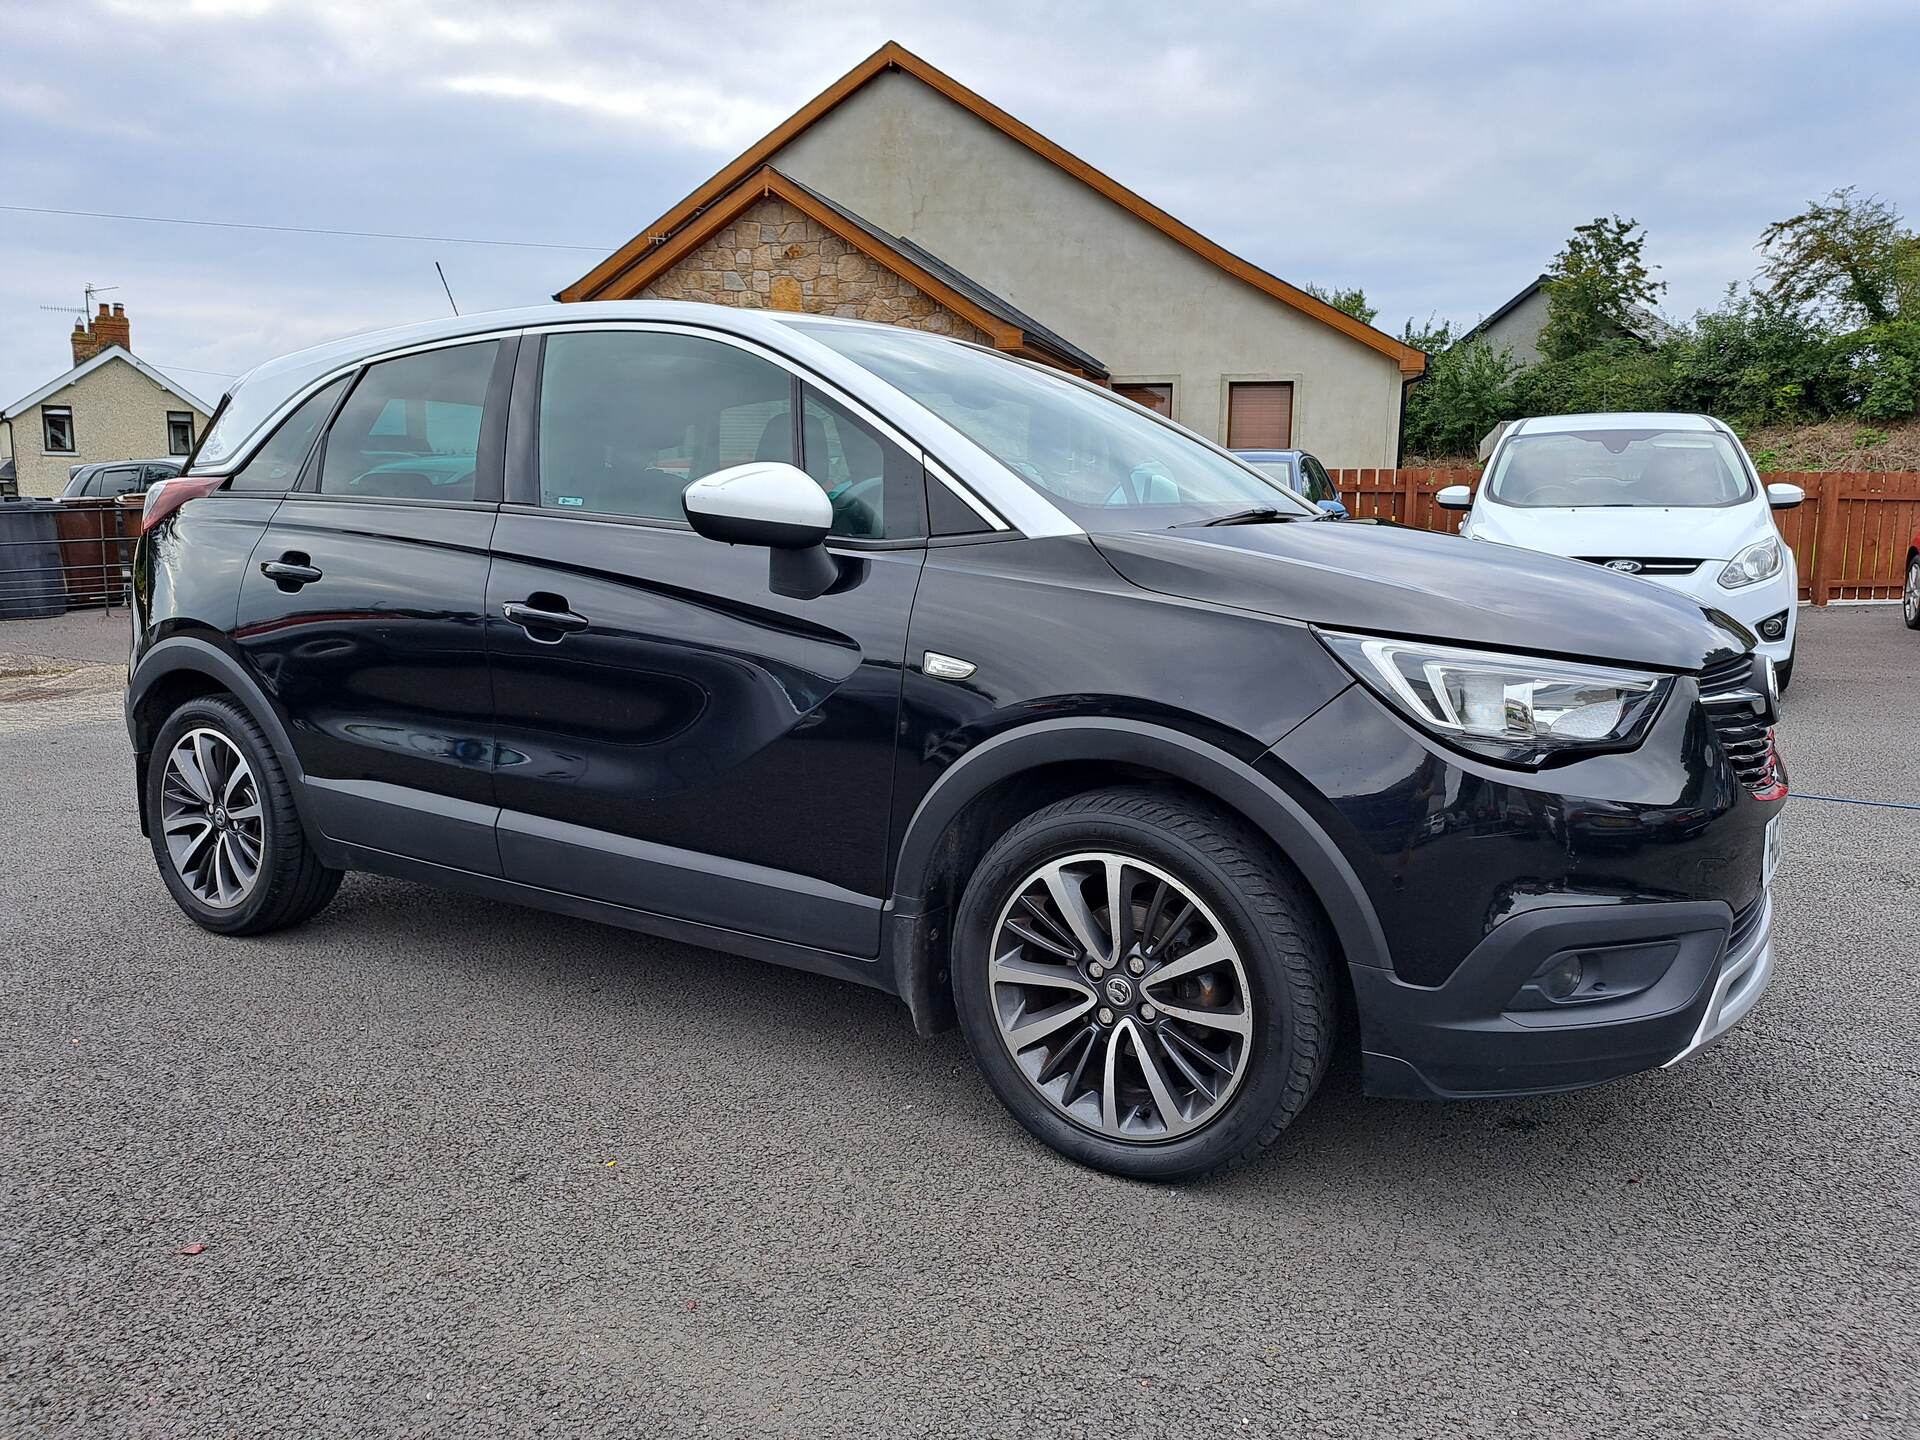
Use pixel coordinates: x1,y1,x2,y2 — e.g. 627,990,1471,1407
1759,187,1920,327
1399,318,1521,460
1304,283,1377,326
1537,215,1666,363
1663,285,1848,423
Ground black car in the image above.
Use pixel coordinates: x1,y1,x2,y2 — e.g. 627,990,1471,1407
61,458,181,500
127,303,1785,1180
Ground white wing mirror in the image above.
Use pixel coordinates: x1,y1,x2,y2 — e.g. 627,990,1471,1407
1435,484,1475,512
682,462,838,599
1766,482,1805,510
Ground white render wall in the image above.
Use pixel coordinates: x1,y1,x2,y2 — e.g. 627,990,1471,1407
771,71,1408,466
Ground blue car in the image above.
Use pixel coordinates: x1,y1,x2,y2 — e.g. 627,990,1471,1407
1233,448,1347,517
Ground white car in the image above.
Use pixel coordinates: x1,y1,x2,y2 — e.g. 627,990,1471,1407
1439,412,1803,685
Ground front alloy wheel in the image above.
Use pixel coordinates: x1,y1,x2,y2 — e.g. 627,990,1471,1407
988,853,1252,1141
1904,556,1920,629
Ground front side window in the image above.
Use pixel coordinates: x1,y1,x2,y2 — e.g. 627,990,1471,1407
167,411,194,456
537,331,915,538
1302,455,1338,504
795,323,1312,532
229,377,347,493
1487,429,1756,509
43,407,75,454
321,342,497,501
95,465,143,497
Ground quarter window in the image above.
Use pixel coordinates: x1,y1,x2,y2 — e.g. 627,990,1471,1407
43,407,75,453
321,342,498,501
228,377,348,493
167,411,194,456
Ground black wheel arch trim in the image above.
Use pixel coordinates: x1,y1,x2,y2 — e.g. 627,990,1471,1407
126,635,331,855
885,717,1393,1034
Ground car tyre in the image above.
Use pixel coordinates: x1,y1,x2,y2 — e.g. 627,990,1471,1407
952,786,1334,1181
147,695,342,935
1904,555,1920,630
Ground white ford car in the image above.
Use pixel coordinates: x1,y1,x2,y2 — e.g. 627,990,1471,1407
1440,413,1804,686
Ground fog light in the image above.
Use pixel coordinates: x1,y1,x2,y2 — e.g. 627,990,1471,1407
1758,612,1787,642
1539,954,1584,1002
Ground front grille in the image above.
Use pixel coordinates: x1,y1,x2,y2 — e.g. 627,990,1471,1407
1578,557,1703,575
1697,653,1778,791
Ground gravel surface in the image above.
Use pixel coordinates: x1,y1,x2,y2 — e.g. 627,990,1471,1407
2,605,1915,1438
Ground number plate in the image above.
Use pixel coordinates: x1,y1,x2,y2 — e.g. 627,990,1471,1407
1764,814,1782,887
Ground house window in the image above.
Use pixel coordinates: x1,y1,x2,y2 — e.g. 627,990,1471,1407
167,411,194,456
43,406,75,454
1226,382,1294,448
1115,383,1173,416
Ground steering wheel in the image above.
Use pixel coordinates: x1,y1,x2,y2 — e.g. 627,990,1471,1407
829,475,886,536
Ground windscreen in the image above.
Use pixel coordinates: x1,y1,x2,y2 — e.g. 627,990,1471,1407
793,323,1314,531
1486,429,1756,509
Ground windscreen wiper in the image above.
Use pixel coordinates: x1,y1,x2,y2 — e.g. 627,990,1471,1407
1195,506,1302,527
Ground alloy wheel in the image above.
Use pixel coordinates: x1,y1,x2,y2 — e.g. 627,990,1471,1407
987,852,1253,1142
160,728,265,909
1906,559,1919,626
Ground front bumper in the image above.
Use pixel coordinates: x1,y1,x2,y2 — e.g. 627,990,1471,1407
1640,564,1797,663
1356,889,1775,1099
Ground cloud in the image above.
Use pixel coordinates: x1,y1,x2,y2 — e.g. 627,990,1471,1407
3,0,1917,408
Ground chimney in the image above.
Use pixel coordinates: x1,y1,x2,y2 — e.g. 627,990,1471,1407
70,302,131,366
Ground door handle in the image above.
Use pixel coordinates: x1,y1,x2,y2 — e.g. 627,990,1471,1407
261,553,323,590
502,599,589,639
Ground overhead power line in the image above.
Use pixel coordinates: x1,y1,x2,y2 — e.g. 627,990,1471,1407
1,204,616,253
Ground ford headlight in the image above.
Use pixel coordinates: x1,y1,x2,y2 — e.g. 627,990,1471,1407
1717,539,1782,589
1318,632,1671,765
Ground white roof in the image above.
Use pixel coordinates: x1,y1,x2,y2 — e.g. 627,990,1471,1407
196,301,897,471
1512,412,1724,436
1,346,208,420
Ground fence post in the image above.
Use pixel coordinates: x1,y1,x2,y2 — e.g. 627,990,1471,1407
1401,468,1419,528
1811,471,1844,605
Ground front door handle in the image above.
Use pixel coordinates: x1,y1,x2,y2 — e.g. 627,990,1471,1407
502,598,589,639
261,553,322,590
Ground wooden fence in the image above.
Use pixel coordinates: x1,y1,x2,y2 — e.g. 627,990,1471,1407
1331,469,1920,604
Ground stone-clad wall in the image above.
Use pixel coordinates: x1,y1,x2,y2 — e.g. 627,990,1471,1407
640,197,993,343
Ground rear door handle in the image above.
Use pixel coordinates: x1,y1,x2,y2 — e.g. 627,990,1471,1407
261,554,322,590
502,599,589,639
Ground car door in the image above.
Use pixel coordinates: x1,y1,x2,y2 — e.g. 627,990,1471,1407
232,336,515,873
484,325,925,955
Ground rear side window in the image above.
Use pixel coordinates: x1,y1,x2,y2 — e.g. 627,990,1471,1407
538,331,793,522
321,342,498,501
228,378,347,493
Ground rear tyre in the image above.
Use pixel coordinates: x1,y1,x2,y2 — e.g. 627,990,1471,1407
952,786,1334,1181
147,695,342,935
1904,556,1920,629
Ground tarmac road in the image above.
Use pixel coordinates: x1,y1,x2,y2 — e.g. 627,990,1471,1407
1,604,1915,1437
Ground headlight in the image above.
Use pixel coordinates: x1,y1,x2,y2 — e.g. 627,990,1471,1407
1318,631,1672,765
1717,539,1782,589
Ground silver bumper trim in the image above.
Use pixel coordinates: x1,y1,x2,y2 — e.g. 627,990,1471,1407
1663,890,1774,1068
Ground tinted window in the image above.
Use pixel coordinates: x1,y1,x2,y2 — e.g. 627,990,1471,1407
538,331,792,522
99,466,143,496
801,387,922,539
1303,456,1337,503
142,462,182,485
322,343,497,501
229,377,347,493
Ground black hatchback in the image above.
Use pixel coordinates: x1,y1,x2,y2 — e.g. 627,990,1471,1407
127,303,1785,1180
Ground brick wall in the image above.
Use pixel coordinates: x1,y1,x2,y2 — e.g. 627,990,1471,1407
640,196,993,342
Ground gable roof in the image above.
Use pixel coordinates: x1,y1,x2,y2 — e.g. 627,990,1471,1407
1,346,208,420
621,165,1107,376
562,41,1425,377
1458,275,1674,349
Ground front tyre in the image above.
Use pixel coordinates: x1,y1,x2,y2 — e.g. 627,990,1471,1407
1904,556,1920,630
147,695,341,935
953,787,1334,1181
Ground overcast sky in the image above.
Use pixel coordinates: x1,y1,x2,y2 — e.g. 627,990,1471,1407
3,0,1917,411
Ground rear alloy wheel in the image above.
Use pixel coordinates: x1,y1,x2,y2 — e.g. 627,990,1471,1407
1905,556,1920,630
147,695,342,935
954,787,1334,1180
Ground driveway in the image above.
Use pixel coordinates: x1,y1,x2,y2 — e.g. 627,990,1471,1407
2,605,1915,1437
